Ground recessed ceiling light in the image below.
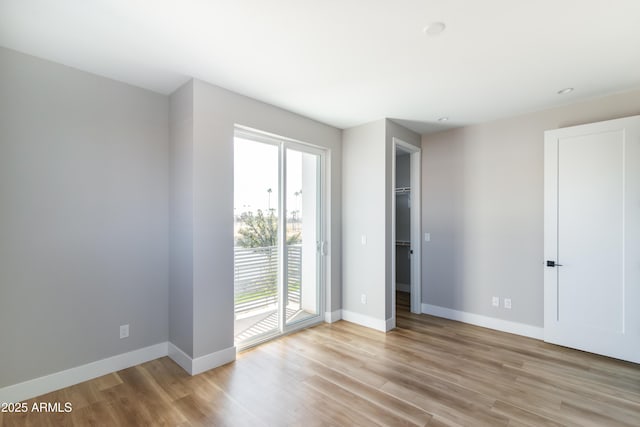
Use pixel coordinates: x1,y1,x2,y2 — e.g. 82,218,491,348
437,117,449,122
557,87,574,95
423,22,446,36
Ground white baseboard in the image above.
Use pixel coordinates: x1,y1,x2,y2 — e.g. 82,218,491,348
324,309,342,323
396,283,411,293
0,342,168,404
1,340,238,404
341,310,387,332
421,304,543,340
167,342,192,374
385,317,396,332
192,346,236,375
168,343,236,375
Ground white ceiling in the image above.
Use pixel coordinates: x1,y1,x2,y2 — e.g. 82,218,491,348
2,0,640,134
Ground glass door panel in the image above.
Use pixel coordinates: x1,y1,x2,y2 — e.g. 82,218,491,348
285,148,320,326
233,137,281,344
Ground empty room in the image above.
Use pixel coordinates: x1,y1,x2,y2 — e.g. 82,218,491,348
1,1,639,426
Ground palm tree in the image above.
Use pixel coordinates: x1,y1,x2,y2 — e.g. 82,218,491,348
267,188,272,211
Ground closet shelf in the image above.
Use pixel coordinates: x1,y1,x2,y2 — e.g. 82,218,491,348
395,187,411,194
396,240,411,247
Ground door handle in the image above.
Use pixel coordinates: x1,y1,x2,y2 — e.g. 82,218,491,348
546,260,563,267
318,241,328,256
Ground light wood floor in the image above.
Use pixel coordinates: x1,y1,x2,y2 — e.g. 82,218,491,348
2,292,639,426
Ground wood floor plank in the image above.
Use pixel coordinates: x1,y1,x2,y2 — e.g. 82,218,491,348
303,375,414,427
490,400,564,427
70,401,120,427
260,344,433,426
2,291,639,426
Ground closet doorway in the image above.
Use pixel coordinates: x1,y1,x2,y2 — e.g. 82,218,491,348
392,138,422,325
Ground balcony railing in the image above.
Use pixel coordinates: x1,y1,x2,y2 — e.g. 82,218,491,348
234,245,302,315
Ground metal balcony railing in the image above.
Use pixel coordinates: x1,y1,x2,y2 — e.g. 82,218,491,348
234,245,302,314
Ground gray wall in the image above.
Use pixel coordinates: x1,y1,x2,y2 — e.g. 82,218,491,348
0,48,169,387
169,81,194,355
342,120,387,320
169,79,342,358
422,88,640,327
395,154,410,189
342,119,419,323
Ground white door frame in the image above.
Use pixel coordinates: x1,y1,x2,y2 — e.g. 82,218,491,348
391,138,422,327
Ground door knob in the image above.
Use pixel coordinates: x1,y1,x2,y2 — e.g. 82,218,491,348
546,260,563,267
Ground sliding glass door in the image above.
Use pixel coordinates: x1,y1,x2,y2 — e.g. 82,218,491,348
285,148,320,326
234,129,324,348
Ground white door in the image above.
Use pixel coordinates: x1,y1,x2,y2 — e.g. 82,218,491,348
544,115,640,363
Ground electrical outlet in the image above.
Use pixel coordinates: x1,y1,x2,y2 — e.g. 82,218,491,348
492,296,500,307
361,294,367,304
424,232,431,242
120,324,129,339
361,235,367,245
504,298,512,309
